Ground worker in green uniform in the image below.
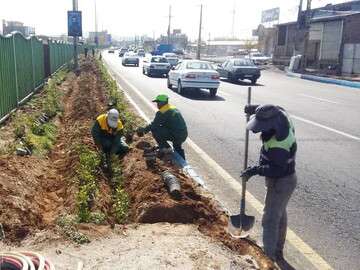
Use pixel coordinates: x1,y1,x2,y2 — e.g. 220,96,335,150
241,104,297,263
91,109,129,170
136,94,188,160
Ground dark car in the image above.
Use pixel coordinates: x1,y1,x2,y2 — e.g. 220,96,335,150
137,49,145,57
216,58,261,84
118,48,128,57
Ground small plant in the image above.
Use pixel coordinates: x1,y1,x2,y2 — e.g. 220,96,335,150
96,60,134,224
89,211,107,225
113,186,129,223
75,145,101,222
8,68,66,156
96,60,142,135
56,214,90,244
109,157,129,223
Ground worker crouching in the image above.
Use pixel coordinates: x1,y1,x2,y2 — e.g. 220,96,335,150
137,94,188,160
91,109,130,170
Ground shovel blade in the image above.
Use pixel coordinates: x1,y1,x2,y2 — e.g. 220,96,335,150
230,213,255,232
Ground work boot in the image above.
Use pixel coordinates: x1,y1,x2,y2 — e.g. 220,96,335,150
158,147,173,163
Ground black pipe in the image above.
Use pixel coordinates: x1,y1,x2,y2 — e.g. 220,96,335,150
162,171,181,199
143,147,157,168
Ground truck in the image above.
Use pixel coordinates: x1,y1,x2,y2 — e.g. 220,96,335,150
152,44,174,55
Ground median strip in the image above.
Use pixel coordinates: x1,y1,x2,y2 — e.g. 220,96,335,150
104,57,334,270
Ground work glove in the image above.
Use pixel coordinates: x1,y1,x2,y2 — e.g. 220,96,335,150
136,127,145,137
240,166,259,180
244,104,259,115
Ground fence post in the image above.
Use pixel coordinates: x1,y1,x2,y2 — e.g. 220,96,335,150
12,34,19,106
30,37,36,90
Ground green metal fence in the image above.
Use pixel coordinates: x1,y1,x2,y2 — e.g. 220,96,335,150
0,32,82,121
0,34,17,120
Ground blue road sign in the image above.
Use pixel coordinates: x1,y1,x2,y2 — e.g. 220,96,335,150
68,11,82,37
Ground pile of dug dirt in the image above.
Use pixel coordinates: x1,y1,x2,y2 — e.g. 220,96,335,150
121,139,273,269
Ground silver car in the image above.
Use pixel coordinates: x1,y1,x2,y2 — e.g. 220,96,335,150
122,52,140,67
142,56,171,77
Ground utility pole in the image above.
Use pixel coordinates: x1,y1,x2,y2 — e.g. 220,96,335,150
301,0,312,70
207,32,211,55
196,4,203,60
297,0,304,27
72,0,78,71
231,1,236,39
167,5,172,44
94,0,98,48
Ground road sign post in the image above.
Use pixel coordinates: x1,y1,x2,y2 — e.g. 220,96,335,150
68,0,82,72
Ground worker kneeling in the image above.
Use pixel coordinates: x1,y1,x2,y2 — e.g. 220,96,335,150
137,94,188,160
92,109,129,164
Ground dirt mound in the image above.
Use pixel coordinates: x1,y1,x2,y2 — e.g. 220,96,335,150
122,139,274,269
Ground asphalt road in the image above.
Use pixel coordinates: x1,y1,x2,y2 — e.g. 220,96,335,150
103,53,360,270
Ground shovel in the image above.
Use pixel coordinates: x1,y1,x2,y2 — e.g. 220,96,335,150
229,87,255,237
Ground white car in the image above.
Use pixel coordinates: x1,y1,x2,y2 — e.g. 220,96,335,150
142,56,171,77
167,60,220,97
122,52,140,66
246,52,271,65
163,52,179,67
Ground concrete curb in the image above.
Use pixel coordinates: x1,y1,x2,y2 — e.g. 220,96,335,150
286,71,360,89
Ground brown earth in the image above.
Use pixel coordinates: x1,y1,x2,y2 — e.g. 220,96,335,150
122,139,273,269
0,59,111,243
0,58,273,269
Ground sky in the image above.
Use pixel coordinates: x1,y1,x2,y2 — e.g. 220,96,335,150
0,0,349,40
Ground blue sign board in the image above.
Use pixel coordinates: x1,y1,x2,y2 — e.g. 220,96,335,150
68,11,82,37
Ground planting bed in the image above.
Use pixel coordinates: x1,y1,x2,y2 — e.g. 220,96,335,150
0,58,273,269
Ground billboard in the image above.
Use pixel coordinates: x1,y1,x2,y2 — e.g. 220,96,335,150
261,8,280,23
68,11,82,37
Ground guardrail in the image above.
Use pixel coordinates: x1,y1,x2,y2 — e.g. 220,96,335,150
0,32,84,123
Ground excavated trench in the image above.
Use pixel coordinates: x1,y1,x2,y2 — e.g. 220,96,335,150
0,59,109,243
0,58,273,269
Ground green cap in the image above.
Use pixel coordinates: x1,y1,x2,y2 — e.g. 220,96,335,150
152,94,169,103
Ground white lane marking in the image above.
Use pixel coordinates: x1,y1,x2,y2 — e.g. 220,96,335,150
218,90,231,97
103,59,334,270
290,114,360,141
297,94,339,104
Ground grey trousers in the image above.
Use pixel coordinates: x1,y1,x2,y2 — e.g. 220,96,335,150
262,173,297,260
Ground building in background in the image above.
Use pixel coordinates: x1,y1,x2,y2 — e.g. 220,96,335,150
2,20,35,36
187,38,258,57
88,30,112,47
272,0,360,76
157,29,188,50
252,25,276,56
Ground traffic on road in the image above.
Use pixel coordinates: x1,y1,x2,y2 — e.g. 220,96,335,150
103,49,360,270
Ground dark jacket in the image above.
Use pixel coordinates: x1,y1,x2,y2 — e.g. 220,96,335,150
248,105,297,178
91,114,123,151
145,104,188,140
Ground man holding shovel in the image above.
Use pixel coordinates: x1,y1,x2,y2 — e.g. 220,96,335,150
136,94,188,160
91,109,130,173
241,104,297,263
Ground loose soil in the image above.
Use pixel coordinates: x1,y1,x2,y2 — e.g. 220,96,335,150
0,58,273,269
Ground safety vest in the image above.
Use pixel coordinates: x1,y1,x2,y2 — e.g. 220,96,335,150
264,113,296,154
159,104,177,114
96,114,123,135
